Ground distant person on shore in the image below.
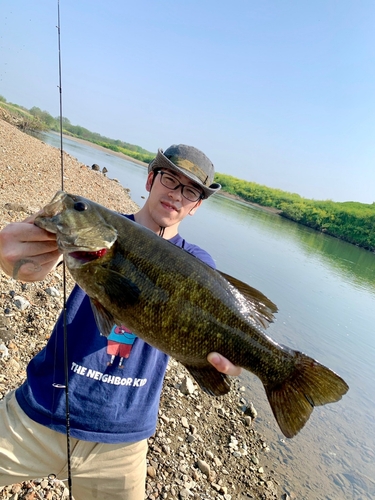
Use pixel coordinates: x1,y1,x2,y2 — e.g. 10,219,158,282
0,144,241,500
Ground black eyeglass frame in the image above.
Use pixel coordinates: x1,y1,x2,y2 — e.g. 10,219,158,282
155,170,204,202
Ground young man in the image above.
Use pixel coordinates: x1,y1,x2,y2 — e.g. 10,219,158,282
0,144,240,500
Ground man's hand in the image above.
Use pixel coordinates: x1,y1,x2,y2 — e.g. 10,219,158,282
0,214,62,282
207,352,242,376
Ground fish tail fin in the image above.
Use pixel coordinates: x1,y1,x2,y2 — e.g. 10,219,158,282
264,351,349,438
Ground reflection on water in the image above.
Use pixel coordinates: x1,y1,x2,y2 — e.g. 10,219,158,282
42,133,375,499
208,194,375,294
288,224,375,293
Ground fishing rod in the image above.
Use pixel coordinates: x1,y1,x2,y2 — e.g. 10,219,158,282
56,1,73,498
57,0,65,192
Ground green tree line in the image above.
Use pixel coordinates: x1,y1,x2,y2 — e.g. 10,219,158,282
0,97,155,164
215,173,375,251
49,116,155,164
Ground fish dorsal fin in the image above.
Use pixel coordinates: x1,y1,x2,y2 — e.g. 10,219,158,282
182,363,231,396
218,271,278,327
90,298,116,336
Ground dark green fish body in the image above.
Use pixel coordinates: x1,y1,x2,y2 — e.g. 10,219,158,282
34,191,349,438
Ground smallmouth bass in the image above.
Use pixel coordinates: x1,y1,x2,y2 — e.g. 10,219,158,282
34,191,349,438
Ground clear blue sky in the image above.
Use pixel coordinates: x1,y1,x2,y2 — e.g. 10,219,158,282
1,0,375,203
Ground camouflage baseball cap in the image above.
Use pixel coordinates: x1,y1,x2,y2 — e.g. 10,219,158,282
148,144,221,199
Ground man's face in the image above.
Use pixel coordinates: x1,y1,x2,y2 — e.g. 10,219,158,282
145,168,203,228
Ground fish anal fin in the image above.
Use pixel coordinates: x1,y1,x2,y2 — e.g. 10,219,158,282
264,352,349,438
182,364,231,396
90,298,116,337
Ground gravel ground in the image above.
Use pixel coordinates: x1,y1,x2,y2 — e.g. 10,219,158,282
0,118,283,499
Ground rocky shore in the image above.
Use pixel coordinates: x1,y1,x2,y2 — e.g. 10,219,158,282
0,119,282,499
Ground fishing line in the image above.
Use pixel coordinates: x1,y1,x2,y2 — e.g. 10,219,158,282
56,2,73,498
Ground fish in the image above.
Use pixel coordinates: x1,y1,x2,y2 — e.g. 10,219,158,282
34,191,349,438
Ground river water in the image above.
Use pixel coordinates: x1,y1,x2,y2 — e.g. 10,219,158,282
41,132,375,499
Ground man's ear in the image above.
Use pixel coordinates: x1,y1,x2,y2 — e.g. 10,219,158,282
145,171,156,192
189,199,203,216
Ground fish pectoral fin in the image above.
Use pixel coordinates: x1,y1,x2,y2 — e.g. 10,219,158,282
89,267,140,336
95,267,141,307
182,364,231,396
90,298,116,336
219,271,278,327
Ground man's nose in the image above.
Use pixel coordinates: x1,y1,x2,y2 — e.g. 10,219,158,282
167,186,183,200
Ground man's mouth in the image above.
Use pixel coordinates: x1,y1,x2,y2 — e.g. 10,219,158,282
160,201,178,212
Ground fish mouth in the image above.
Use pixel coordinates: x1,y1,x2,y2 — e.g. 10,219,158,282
68,248,108,263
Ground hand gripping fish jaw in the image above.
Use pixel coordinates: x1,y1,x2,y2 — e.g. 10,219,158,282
35,191,117,263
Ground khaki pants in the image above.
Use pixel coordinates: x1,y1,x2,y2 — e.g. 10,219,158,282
0,391,147,500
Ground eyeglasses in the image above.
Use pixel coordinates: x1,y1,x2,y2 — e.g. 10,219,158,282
156,170,204,202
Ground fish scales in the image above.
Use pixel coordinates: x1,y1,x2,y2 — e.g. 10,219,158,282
34,191,349,438
88,221,261,362
82,228,281,373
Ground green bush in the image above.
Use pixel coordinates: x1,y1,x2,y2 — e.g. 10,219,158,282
214,173,375,251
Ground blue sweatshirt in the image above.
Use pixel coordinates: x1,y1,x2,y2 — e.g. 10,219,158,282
16,215,215,443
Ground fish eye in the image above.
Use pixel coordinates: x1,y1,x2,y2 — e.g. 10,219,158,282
73,201,87,212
